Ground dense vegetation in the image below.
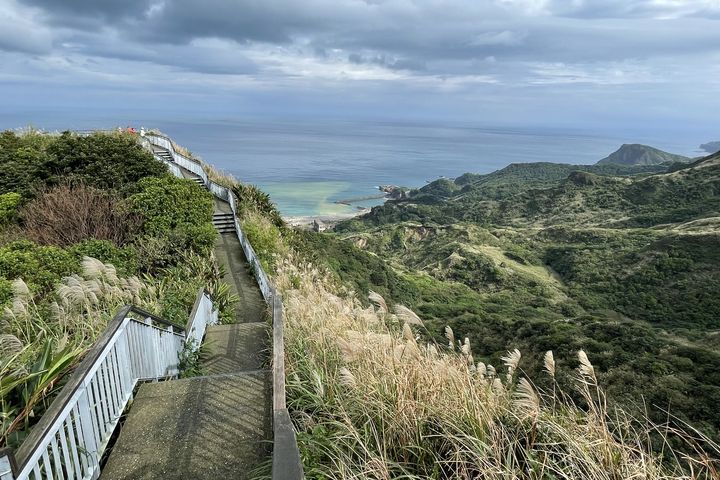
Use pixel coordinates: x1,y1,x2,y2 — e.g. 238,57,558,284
0,130,234,448
300,154,720,454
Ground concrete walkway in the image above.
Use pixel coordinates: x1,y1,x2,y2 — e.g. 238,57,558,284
101,175,272,479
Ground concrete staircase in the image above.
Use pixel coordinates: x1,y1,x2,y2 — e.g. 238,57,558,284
101,190,272,479
213,212,236,234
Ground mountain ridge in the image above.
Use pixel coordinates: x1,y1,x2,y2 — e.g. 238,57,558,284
596,143,690,165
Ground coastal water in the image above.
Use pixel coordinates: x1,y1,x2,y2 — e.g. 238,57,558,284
158,119,700,216
0,115,704,217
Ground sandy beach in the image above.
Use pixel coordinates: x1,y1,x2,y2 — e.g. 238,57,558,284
284,207,371,229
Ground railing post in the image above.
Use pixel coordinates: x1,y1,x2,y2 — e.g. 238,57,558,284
0,448,17,480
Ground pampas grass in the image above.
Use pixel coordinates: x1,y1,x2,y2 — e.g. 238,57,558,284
276,254,720,480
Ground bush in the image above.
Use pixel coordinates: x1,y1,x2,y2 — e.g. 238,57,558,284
127,176,216,256
0,193,21,225
0,131,166,198
69,239,138,275
21,182,140,247
232,183,284,227
241,212,286,272
0,240,79,294
45,132,167,189
0,277,12,306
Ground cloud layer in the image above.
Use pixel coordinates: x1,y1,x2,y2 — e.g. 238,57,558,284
2,0,720,131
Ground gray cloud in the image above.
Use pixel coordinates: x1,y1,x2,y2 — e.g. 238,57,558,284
2,0,720,135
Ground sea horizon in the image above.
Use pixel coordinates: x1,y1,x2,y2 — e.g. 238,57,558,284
0,116,708,217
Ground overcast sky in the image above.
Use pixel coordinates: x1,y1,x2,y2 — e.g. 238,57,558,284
1,0,719,136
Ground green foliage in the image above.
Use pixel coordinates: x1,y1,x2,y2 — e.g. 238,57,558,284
0,241,79,295
241,213,286,272
178,339,203,378
68,239,138,276
290,230,413,304
128,176,216,258
0,131,166,198
1,340,83,448
232,183,284,227
44,132,167,189
340,155,720,230
0,278,11,306
0,193,21,225
325,153,720,449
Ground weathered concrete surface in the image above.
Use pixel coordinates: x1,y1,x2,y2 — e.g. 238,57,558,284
214,233,266,324
101,373,271,480
202,323,269,375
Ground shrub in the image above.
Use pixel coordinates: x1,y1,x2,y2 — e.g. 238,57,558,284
0,193,21,225
69,239,138,275
21,182,140,247
0,277,12,306
0,241,79,294
233,183,284,227
241,212,286,272
0,131,166,199
128,176,215,255
45,132,167,189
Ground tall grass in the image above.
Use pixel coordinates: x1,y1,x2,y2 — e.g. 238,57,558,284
276,256,719,479
0,257,159,447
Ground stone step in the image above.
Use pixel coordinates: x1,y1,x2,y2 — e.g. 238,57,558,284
201,323,268,375
101,372,272,480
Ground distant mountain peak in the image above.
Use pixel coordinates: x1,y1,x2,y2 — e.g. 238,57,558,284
596,144,689,166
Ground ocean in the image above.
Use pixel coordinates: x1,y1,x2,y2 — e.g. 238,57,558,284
0,115,704,217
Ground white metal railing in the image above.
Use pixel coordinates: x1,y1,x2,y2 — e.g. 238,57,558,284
143,134,208,184
185,289,218,347
6,291,218,480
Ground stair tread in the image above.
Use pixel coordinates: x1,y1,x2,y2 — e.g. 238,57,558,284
101,372,271,480
201,322,269,374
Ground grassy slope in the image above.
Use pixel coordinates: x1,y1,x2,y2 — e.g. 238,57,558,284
309,155,720,444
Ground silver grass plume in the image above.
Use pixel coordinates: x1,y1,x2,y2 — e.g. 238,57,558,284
445,326,455,351
367,291,387,314
12,279,30,299
492,378,505,395
339,367,356,387
544,350,556,378
461,337,471,356
394,305,424,326
578,350,596,383
514,377,540,417
501,348,521,381
402,322,415,342
0,333,23,358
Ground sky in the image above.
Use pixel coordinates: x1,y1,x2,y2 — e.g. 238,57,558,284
1,0,719,137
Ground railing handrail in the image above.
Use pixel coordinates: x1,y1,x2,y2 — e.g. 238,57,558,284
14,305,133,468
9,290,213,479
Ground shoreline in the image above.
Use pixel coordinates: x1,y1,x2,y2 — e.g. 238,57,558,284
284,207,371,229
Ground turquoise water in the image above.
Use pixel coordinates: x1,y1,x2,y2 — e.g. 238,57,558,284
0,115,704,216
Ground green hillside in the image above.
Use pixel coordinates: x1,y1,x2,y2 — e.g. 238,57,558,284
313,152,720,446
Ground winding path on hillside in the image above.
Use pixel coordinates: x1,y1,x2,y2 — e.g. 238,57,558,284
100,168,272,479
